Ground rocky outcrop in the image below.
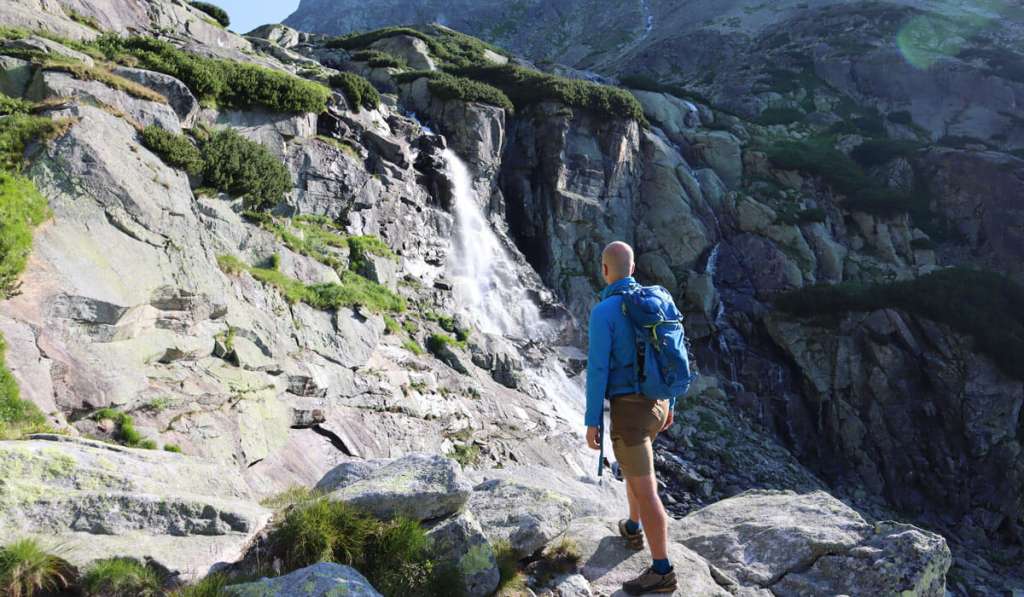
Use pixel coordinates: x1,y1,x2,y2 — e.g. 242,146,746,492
0,436,270,581
226,563,382,597
673,490,951,597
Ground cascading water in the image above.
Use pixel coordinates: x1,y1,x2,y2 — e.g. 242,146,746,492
444,149,542,340
442,149,589,468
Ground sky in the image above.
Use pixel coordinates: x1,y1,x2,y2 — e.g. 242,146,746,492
217,0,300,35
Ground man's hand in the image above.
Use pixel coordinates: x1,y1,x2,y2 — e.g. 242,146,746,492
660,410,674,432
586,426,601,450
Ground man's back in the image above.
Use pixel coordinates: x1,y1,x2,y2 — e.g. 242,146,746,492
584,276,639,428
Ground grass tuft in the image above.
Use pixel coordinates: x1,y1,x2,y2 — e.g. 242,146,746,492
0,539,76,597
41,61,168,103
80,557,162,597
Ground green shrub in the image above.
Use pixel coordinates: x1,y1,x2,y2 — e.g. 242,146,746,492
0,539,76,597
618,73,714,106
139,126,203,176
328,25,508,70
396,71,512,111
201,128,292,209
190,2,230,27
328,72,381,112
757,107,805,125
94,37,328,114
350,50,407,69
81,557,162,597
448,443,480,467
164,443,182,453
850,138,922,169
0,114,75,171
775,268,1024,378
450,64,647,124
0,94,32,116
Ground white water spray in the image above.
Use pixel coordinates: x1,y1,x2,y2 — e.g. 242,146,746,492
445,149,542,339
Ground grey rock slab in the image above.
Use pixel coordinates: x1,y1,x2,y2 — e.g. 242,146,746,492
0,436,271,581
0,56,33,98
566,516,731,597
27,70,181,132
468,466,627,520
112,66,199,127
217,109,317,158
324,453,472,521
369,34,436,71
426,510,500,597
3,36,95,66
225,563,382,597
467,478,574,558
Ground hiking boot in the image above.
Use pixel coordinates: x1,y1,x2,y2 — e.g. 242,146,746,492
622,566,677,595
618,519,645,550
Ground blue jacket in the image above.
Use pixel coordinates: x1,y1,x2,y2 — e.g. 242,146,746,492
585,276,642,427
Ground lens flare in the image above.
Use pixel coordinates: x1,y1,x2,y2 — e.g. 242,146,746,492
894,2,1006,70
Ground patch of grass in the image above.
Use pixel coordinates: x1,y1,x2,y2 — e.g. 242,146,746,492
90,408,155,449
328,72,381,112
402,340,425,355
448,443,480,467
190,2,230,27
41,61,167,103
427,332,466,354
80,557,162,597
317,135,361,160
775,268,1024,379
383,315,400,334
139,126,203,176
493,540,526,593
347,234,395,271
163,444,181,453
92,36,329,114
0,172,51,297
271,499,464,597
219,254,405,313
201,128,292,210
351,50,407,69
66,9,101,31
170,573,232,597
0,114,75,171
450,64,647,125
260,486,321,510
0,539,76,597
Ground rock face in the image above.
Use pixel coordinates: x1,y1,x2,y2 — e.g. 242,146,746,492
673,490,951,597
0,436,270,581
426,511,500,597
467,478,574,558
225,563,382,597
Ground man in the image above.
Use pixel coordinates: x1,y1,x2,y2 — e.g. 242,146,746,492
586,241,677,595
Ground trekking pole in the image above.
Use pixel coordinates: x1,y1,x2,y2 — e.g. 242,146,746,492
597,423,605,477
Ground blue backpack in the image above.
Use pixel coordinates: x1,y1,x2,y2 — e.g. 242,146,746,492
612,285,695,400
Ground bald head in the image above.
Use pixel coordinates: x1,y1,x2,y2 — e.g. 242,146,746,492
602,241,635,284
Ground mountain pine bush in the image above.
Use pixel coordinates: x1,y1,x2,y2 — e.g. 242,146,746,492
201,128,292,209
190,1,230,28
139,126,203,176
328,72,381,112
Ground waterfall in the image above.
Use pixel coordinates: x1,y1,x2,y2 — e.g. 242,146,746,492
442,149,590,458
444,149,543,340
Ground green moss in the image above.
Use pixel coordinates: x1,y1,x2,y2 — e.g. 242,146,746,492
328,72,381,112
775,268,1024,379
81,557,163,597
190,2,230,27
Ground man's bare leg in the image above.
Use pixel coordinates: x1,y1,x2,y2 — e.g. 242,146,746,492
626,474,668,560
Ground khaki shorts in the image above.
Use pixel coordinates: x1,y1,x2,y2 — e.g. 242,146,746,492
610,393,669,478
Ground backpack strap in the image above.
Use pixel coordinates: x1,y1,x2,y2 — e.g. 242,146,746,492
613,290,644,394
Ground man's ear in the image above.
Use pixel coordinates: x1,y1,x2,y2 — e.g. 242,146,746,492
603,263,608,277
630,263,636,275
